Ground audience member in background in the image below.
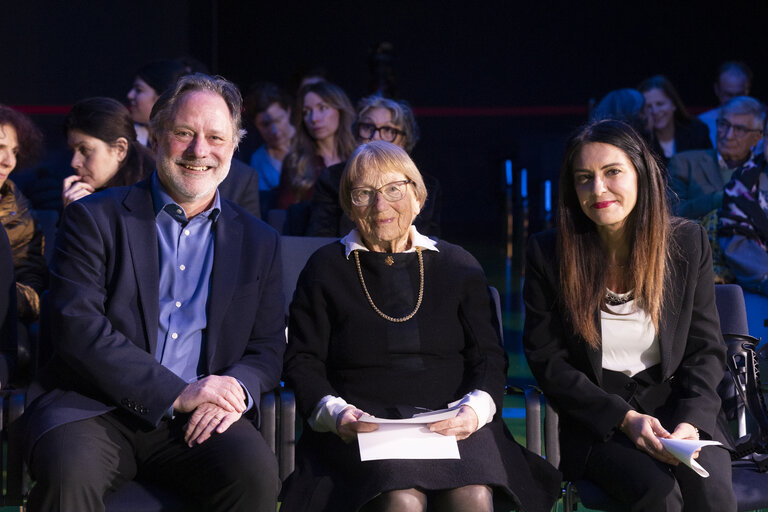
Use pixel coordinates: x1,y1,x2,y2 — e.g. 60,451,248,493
524,119,736,511
638,75,711,161
718,117,768,297
127,59,190,146
669,96,765,219
62,97,155,208
283,141,562,512
276,81,356,209
0,105,47,324
126,59,262,218
307,95,442,237
589,88,649,134
244,82,295,214
698,62,753,147
0,227,16,387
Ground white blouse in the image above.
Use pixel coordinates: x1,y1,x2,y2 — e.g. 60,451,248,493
601,295,660,377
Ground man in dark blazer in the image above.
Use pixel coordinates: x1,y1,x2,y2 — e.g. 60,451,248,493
22,74,285,512
669,96,764,220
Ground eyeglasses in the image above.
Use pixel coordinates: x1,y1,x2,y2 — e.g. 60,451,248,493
351,180,412,207
357,122,404,143
715,118,763,138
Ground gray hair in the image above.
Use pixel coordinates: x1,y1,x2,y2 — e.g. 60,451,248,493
719,96,765,130
355,96,420,153
149,72,246,147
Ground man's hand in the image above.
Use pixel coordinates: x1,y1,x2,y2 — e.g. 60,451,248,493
173,375,246,415
428,405,479,440
184,402,241,447
621,410,678,465
62,175,95,208
336,407,378,443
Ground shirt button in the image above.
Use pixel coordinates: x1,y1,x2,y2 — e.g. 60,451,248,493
176,208,182,215
184,229,190,236
179,264,186,271
171,332,178,340
175,301,181,308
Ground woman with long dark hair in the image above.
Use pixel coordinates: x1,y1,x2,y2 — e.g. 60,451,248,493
275,81,356,208
523,119,736,511
638,75,711,160
62,97,154,208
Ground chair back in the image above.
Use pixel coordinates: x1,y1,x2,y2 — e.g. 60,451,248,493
280,236,339,316
715,284,750,336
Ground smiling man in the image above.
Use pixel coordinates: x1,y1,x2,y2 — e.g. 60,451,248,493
22,74,285,512
669,96,765,220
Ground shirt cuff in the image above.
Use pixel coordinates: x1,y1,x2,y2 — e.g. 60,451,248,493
235,379,254,413
308,395,354,434
448,389,497,429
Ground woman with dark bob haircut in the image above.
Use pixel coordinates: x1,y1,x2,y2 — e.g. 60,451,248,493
638,75,711,160
523,119,736,511
62,97,154,208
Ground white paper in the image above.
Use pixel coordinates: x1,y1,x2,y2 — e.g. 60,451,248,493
358,423,460,461
358,406,461,424
658,438,723,477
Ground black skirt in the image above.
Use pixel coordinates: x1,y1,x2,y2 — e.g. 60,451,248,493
280,419,562,512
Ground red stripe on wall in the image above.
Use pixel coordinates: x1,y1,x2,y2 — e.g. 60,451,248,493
12,105,72,115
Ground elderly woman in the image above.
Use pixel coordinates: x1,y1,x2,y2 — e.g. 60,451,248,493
307,95,441,237
282,141,561,512
0,105,47,325
523,120,736,511
62,97,154,208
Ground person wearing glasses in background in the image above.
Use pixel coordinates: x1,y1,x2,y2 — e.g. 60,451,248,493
669,96,765,220
307,95,441,237
282,140,561,512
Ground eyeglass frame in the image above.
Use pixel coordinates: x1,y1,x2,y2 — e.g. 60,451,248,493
715,118,763,138
356,122,405,143
350,179,413,207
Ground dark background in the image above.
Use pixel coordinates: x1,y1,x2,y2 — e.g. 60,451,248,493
4,1,768,244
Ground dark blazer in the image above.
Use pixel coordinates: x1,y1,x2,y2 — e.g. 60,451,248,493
22,177,286,459
0,227,16,385
218,158,261,219
668,148,729,219
673,118,713,154
522,221,729,479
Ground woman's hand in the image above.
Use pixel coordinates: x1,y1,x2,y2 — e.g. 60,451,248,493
428,405,479,440
336,407,378,443
62,175,94,208
620,410,679,465
668,422,702,459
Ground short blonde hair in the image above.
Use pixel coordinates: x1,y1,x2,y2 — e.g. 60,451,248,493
339,141,427,217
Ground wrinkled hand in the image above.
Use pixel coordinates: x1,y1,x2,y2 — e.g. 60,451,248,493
336,407,378,443
428,405,478,440
184,402,241,447
173,375,246,415
62,175,95,208
621,410,678,465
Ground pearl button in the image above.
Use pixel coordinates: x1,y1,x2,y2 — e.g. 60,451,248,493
175,301,181,308
184,229,190,236
179,264,186,271
171,332,178,340
176,208,182,215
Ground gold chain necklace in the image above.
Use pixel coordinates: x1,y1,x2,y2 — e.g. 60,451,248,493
353,247,424,323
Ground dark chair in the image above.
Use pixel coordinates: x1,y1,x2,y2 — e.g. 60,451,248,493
279,235,339,316
526,284,768,511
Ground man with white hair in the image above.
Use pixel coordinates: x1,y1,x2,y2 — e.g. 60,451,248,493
669,95,765,219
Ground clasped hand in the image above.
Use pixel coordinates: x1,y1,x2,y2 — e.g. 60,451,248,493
336,405,479,443
621,410,701,465
173,375,246,447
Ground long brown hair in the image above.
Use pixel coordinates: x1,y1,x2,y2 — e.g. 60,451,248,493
558,119,672,348
283,81,356,198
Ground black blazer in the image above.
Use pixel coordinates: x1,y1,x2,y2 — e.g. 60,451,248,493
22,177,286,460
522,221,729,478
